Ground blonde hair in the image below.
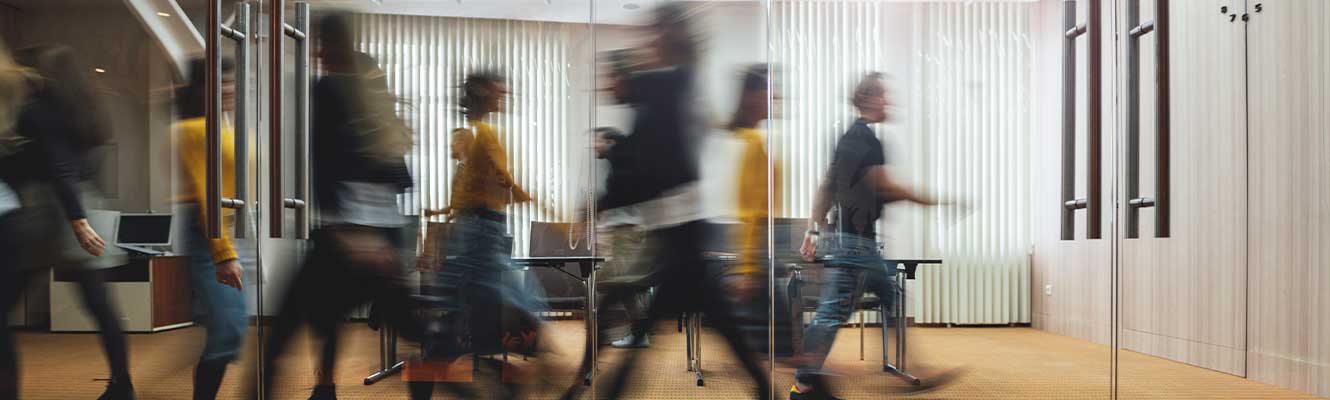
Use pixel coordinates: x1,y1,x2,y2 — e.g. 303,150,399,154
0,39,33,157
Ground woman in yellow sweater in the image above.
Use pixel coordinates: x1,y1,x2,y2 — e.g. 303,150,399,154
730,65,779,300
173,58,248,400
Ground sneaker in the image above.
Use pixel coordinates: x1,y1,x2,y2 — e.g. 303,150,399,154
788,384,842,400
96,379,135,400
610,333,650,349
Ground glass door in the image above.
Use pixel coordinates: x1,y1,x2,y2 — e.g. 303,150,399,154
0,0,263,398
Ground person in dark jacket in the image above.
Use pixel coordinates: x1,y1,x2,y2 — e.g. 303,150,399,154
563,5,772,399
251,12,422,400
0,44,134,400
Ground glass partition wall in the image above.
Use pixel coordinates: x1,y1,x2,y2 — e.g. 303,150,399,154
5,1,1325,399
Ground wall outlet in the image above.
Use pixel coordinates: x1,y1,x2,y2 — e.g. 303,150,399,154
1044,284,1053,296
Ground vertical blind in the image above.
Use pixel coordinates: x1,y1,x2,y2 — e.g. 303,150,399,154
914,1,1032,324
354,14,585,255
772,1,1033,324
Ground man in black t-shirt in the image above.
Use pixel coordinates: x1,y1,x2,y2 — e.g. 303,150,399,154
791,73,949,400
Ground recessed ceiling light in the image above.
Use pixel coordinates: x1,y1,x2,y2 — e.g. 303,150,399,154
94,68,106,73
156,11,170,17
623,3,640,10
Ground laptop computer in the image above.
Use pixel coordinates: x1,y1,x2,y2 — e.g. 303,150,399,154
114,213,173,256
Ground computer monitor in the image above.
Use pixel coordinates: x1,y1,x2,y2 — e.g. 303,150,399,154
116,214,173,246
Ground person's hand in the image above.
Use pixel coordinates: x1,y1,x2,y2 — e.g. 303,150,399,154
799,232,818,262
70,218,106,257
215,259,243,290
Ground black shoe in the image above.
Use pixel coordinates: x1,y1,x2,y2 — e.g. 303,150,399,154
308,384,337,400
96,379,135,400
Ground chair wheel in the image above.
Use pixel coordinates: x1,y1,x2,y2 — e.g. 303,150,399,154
696,379,705,386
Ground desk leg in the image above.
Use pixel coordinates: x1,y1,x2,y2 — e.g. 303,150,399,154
692,313,704,386
584,263,597,387
364,326,405,385
882,263,920,385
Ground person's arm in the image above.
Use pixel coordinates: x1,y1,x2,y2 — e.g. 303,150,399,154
867,166,938,206
28,103,105,256
180,120,242,288
799,173,833,262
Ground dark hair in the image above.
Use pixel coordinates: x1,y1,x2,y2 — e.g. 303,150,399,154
595,127,626,143
851,72,886,109
176,57,235,119
459,69,505,120
729,64,769,130
651,3,701,65
318,11,358,73
16,44,110,150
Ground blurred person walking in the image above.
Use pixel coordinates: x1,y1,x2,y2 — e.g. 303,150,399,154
174,56,251,400
409,68,558,400
562,4,772,399
790,72,959,400
252,12,421,400
0,43,134,400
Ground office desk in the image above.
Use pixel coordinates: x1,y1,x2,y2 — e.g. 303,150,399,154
693,255,940,386
512,256,603,385
879,258,940,385
366,255,604,386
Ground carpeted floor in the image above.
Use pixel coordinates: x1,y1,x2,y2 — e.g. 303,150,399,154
10,321,1319,399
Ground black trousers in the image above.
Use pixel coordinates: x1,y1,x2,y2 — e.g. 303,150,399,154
256,226,420,398
568,221,772,399
1,266,131,398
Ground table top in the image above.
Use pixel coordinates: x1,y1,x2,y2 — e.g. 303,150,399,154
512,256,606,263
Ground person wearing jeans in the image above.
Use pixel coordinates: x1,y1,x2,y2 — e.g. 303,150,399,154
793,73,954,400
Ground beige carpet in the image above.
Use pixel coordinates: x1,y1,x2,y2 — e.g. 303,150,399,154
10,321,1319,399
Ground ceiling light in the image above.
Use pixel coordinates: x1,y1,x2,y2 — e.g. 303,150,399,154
623,3,640,10
156,11,170,17
94,68,106,73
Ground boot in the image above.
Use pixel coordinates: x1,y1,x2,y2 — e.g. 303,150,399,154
96,378,135,400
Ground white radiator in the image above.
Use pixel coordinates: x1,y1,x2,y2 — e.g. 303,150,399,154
913,257,1030,325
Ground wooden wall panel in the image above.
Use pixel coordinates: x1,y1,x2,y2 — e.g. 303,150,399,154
1029,0,1114,349
1246,0,1330,396
1117,0,1249,376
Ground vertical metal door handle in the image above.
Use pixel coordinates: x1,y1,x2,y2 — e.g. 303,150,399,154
269,1,311,239
267,0,283,238
206,0,222,239
1060,0,1103,241
219,3,250,239
1125,0,1171,239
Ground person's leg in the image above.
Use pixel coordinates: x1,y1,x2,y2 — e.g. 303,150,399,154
186,253,248,400
599,221,712,399
72,269,135,396
0,268,27,400
704,281,772,397
794,265,863,393
255,237,339,400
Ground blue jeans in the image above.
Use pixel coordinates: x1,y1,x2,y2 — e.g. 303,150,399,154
424,209,547,357
179,204,248,363
796,232,897,382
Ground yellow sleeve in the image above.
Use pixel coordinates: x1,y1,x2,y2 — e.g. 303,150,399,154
177,119,239,264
